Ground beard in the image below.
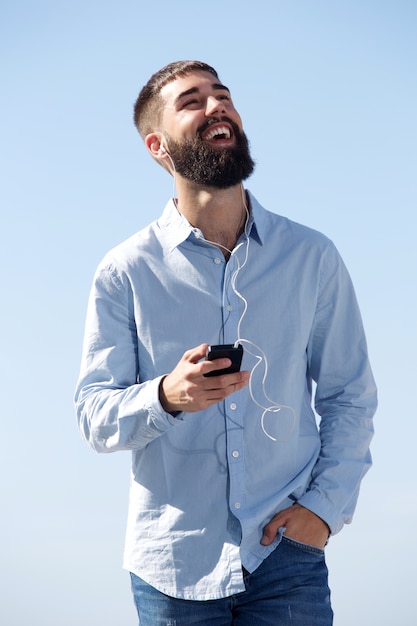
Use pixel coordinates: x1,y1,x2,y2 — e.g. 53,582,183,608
165,119,255,189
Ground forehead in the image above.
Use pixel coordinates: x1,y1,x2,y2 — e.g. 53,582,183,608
160,71,230,106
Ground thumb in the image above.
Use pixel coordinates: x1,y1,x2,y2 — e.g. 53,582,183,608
187,343,210,363
261,521,286,546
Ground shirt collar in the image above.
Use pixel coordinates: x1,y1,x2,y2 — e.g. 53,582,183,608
157,199,191,251
245,190,264,246
158,190,265,253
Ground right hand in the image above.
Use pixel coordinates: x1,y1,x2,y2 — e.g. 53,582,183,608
159,343,250,414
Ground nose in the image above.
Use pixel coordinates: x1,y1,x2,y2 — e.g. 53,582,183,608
205,95,226,117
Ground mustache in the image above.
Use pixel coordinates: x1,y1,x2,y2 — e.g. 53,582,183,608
197,116,241,138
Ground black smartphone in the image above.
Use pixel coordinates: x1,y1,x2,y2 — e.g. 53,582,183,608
204,343,244,377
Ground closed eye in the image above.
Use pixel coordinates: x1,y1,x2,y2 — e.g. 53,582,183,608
182,99,201,109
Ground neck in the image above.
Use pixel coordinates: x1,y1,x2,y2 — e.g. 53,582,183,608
175,179,248,257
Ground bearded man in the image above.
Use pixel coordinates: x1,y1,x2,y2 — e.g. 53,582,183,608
75,61,377,625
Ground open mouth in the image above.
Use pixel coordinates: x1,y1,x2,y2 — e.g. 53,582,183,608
201,123,233,142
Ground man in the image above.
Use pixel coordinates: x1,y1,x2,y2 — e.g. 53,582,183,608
75,60,377,625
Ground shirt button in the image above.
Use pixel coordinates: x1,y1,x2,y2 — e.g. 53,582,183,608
214,257,222,264
234,502,241,509
226,305,233,312
232,450,240,458
230,403,237,411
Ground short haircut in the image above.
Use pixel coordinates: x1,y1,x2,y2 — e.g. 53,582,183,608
133,61,219,139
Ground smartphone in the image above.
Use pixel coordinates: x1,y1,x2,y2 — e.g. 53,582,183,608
204,343,244,377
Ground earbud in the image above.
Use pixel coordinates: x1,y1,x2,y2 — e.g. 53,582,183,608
160,145,167,154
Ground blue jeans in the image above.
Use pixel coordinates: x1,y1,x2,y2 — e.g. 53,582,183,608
130,536,333,625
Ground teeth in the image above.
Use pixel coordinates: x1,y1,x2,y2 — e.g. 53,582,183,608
204,126,231,140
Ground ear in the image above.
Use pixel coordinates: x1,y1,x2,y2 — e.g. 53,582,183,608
145,133,167,160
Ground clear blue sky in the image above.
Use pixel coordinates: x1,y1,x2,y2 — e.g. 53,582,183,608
1,1,416,624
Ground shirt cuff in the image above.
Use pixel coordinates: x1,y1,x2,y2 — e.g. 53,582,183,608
296,490,343,536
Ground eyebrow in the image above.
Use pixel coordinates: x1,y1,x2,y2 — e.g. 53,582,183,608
174,83,230,105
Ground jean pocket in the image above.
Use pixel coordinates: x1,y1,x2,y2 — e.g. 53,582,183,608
281,534,325,556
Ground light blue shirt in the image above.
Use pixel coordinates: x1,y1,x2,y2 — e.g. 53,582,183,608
75,191,377,600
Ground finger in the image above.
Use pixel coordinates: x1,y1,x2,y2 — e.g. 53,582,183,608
186,343,210,364
223,370,250,392
261,520,286,546
200,358,233,378
260,511,288,546
192,375,246,409
207,369,250,386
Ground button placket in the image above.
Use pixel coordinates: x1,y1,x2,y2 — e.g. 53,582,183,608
226,400,246,515
222,255,242,344
220,249,247,514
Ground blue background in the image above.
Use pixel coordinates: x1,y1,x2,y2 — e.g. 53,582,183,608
1,1,416,624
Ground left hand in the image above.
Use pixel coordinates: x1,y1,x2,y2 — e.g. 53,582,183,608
261,503,330,549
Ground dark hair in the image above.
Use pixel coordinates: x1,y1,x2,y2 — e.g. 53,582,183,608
133,61,219,139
